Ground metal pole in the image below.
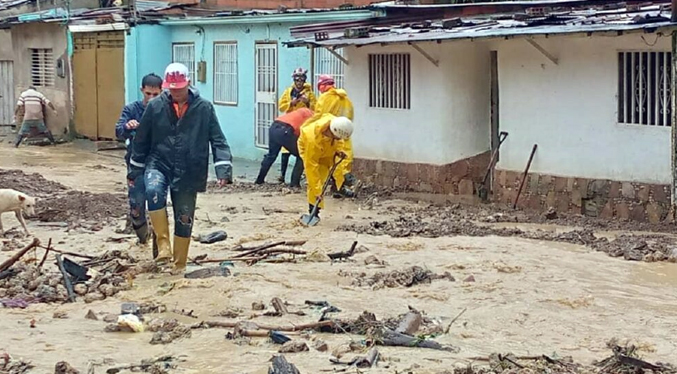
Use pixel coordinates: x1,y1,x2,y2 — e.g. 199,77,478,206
671,29,677,219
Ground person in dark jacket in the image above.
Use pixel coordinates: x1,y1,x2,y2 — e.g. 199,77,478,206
129,63,233,272
115,73,163,245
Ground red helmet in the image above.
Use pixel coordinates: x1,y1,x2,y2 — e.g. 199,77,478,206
317,74,335,89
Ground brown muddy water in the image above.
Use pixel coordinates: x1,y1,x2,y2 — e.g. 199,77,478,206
0,142,676,373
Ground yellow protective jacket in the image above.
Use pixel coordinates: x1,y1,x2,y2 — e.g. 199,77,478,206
311,87,355,179
278,83,316,114
298,113,348,208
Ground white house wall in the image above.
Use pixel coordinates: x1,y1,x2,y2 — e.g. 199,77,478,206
494,33,672,185
344,41,492,166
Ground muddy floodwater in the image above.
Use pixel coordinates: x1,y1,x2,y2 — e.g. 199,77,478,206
1,142,676,373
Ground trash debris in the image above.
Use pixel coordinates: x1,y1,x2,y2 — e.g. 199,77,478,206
184,266,231,279
117,314,145,333
279,341,309,353
147,318,192,345
268,355,301,374
349,266,455,289
270,331,292,345
0,353,34,374
196,230,228,244
105,355,184,374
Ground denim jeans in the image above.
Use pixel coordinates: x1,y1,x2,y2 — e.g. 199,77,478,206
145,169,197,238
127,170,147,230
255,121,304,187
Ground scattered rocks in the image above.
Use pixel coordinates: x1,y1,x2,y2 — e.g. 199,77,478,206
364,255,387,266
148,319,192,345
279,341,309,353
313,339,329,352
463,275,476,283
54,361,79,374
84,292,106,304
52,311,68,319
252,302,265,311
350,266,455,289
85,310,98,321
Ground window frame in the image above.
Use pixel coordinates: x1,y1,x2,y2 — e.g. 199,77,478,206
368,52,411,110
213,41,239,106
617,50,672,127
171,42,197,84
29,48,55,88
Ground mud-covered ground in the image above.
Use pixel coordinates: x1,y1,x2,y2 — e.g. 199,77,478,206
1,142,677,374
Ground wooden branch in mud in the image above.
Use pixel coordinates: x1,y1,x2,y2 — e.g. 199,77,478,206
203,319,335,332
0,237,40,272
444,307,467,334
234,241,286,258
239,330,301,338
55,254,76,302
231,240,306,252
198,249,306,265
38,238,52,269
42,246,95,260
328,241,358,261
272,297,289,315
377,328,459,352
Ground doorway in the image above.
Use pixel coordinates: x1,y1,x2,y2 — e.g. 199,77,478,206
254,42,278,149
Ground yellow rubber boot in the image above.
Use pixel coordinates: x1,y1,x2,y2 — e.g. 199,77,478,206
148,208,173,263
172,236,191,273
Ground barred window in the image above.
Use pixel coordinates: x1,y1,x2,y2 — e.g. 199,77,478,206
30,48,54,87
618,51,672,126
172,43,196,82
369,53,410,110
313,48,345,96
214,42,238,105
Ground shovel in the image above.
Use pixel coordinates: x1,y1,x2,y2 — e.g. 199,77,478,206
300,154,346,227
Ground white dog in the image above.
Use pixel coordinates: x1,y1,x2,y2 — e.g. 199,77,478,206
0,189,37,236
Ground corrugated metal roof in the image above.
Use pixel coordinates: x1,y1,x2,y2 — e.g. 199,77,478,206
285,2,677,47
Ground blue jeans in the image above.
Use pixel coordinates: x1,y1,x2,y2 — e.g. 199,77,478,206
127,171,147,229
145,169,197,238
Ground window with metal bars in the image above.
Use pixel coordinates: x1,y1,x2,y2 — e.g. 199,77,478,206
313,48,345,96
172,43,196,82
368,53,410,110
618,51,672,127
30,48,54,87
214,42,238,105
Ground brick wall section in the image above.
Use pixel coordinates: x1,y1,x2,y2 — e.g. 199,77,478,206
168,0,372,9
493,169,672,223
353,151,491,195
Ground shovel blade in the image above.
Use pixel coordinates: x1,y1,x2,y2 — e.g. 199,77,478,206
300,214,320,227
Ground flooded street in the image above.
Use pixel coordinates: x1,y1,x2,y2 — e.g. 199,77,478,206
1,142,676,373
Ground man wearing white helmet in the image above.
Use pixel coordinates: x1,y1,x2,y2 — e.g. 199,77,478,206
129,62,233,273
298,113,354,218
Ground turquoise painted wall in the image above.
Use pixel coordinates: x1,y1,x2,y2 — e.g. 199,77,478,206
124,24,172,104
125,22,312,161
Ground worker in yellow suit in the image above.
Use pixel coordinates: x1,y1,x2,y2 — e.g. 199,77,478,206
298,113,354,219
312,74,356,198
277,68,316,184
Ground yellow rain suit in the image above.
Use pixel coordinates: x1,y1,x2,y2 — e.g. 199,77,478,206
310,87,354,183
279,83,317,113
298,113,349,208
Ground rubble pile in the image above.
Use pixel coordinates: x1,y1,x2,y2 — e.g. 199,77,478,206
37,190,127,224
207,181,301,195
339,207,677,262
0,168,69,197
344,266,455,289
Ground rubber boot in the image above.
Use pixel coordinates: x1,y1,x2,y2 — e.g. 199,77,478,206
134,223,150,245
172,236,191,273
148,208,172,263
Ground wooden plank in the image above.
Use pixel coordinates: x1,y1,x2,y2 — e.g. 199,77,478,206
73,49,98,139
96,46,124,141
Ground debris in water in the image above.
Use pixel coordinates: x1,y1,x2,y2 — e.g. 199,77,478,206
350,266,455,289
279,341,309,353
54,361,79,374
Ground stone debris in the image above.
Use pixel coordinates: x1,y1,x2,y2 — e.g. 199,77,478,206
349,266,455,289
148,319,192,345
278,341,309,353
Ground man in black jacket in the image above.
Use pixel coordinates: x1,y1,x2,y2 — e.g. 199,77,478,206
130,63,233,273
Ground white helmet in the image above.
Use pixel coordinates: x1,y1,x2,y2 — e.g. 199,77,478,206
329,117,354,139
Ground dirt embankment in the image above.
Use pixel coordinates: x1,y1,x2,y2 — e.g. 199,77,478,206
0,168,127,225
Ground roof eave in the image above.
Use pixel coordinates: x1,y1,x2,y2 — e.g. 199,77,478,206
158,9,375,26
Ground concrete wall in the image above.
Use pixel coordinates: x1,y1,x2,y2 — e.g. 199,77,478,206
494,33,672,185
0,29,13,59
11,22,71,136
344,41,492,166
127,22,312,160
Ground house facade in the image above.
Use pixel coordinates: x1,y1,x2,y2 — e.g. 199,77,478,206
124,9,372,160
287,1,677,222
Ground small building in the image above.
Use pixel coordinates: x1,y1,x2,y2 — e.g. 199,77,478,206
287,0,677,223
124,8,375,160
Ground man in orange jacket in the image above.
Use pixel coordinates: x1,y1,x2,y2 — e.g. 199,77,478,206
255,108,314,188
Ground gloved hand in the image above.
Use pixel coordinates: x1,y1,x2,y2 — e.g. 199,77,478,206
343,173,357,187
216,165,233,184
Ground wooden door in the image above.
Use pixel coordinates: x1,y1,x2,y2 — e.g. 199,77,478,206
73,48,98,139
96,47,124,140
0,60,14,127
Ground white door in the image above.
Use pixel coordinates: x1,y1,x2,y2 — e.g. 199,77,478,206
254,43,277,149
0,61,14,126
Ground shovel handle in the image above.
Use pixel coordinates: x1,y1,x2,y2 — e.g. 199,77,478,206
308,154,346,218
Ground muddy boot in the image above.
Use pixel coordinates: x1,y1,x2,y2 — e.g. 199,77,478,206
148,208,172,264
172,236,191,274
152,231,158,259
134,223,150,245
333,186,356,199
